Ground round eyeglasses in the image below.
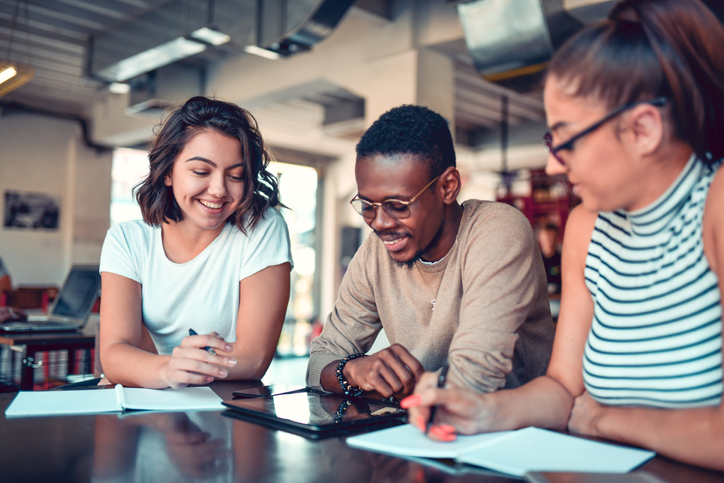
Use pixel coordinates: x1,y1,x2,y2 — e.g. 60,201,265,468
544,97,667,167
350,176,439,221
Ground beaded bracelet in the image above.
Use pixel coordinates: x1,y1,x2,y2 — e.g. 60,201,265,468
336,352,365,397
334,399,370,424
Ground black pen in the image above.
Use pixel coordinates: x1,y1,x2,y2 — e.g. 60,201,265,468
188,328,217,355
426,362,449,434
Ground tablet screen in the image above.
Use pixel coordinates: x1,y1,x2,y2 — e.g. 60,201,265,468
231,383,307,398
222,391,406,438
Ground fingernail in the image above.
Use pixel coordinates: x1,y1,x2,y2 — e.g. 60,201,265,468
228,358,237,367
225,345,232,351
219,369,228,377
430,426,456,441
438,424,456,433
400,395,421,408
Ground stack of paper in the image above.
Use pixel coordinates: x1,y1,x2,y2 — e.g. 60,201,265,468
5,384,224,417
346,425,655,477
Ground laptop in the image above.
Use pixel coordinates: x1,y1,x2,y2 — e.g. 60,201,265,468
0,265,101,333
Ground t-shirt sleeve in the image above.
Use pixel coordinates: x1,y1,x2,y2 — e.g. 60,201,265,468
238,208,294,281
99,223,144,283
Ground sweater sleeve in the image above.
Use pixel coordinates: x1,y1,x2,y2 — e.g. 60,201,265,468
447,203,551,393
306,235,383,389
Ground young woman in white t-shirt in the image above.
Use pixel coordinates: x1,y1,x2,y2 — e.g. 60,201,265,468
99,96,293,389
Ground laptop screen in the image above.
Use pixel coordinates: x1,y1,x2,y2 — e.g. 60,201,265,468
50,268,101,319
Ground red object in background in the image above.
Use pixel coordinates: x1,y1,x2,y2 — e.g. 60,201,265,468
0,287,53,312
310,319,323,340
496,169,580,236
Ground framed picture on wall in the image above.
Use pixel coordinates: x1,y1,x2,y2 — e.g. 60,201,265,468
4,190,61,231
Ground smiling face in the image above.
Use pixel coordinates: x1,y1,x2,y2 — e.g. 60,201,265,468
543,76,647,213
164,129,245,236
355,154,450,266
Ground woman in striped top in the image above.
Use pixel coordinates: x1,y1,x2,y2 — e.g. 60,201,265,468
402,0,724,470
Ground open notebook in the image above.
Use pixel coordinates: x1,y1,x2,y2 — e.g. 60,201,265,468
5,385,224,417
346,425,655,477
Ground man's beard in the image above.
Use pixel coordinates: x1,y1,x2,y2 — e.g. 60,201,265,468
394,249,424,270
376,223,444,270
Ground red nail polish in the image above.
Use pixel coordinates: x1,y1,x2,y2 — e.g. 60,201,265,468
430,426,456,441
400,395,421,408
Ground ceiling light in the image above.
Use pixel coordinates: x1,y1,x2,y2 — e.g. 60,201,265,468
191,27,230,46
0,65,17,84
0,61,33,97
244,45,281,60
94,37,207,82
1,1,34,98
108,82,130,94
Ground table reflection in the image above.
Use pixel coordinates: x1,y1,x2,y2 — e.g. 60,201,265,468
92,412,233,482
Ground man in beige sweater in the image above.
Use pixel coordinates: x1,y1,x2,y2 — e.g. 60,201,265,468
307,105,554,400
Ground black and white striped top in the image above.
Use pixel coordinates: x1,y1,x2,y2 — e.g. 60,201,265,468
583,155,722,408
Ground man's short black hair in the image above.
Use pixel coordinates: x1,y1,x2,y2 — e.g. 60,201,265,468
355,104,456,178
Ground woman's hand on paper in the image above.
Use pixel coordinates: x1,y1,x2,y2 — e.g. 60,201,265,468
401,371,493,441
164,332,238,389
567,390,605,437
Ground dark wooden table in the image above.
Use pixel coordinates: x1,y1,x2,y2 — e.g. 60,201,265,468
0,324,95,390
1,381,722,483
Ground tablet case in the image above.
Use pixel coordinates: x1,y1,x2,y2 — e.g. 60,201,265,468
222,389,407,439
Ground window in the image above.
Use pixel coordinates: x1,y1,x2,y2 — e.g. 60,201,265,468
110,148,148,226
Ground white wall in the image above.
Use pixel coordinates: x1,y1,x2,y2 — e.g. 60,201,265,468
0,112,112,286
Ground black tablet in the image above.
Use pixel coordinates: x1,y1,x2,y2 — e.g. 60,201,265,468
231,383,307,398
222,389,407,439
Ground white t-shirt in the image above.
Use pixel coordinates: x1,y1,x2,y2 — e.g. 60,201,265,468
99,208,293,355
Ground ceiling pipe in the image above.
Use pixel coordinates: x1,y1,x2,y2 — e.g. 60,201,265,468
0,101,112,153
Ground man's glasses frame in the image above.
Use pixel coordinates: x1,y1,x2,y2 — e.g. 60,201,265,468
350,175,440,220
544,96,667,167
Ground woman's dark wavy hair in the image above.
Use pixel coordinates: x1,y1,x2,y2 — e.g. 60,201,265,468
135,96,282,233
547,0,724,164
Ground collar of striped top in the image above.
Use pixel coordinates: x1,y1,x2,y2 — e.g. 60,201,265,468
623,153,701,237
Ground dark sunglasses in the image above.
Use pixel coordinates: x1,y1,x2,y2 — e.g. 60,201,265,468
544,97,667,167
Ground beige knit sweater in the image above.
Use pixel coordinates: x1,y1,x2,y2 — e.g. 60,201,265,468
307,200,554,393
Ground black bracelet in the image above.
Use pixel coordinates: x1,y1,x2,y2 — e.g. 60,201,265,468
336,352,365,397
334,399,370,424
333,400,353,423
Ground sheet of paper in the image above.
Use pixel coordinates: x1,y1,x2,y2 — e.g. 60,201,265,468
346,423,512,458
5,389,119,417
5,386,224,417
122,386,224,411
457,427,656,477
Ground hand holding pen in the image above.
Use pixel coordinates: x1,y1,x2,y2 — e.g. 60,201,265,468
188,328,218,355
163,329,238,389
401,362,483,442
425,362,449,433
